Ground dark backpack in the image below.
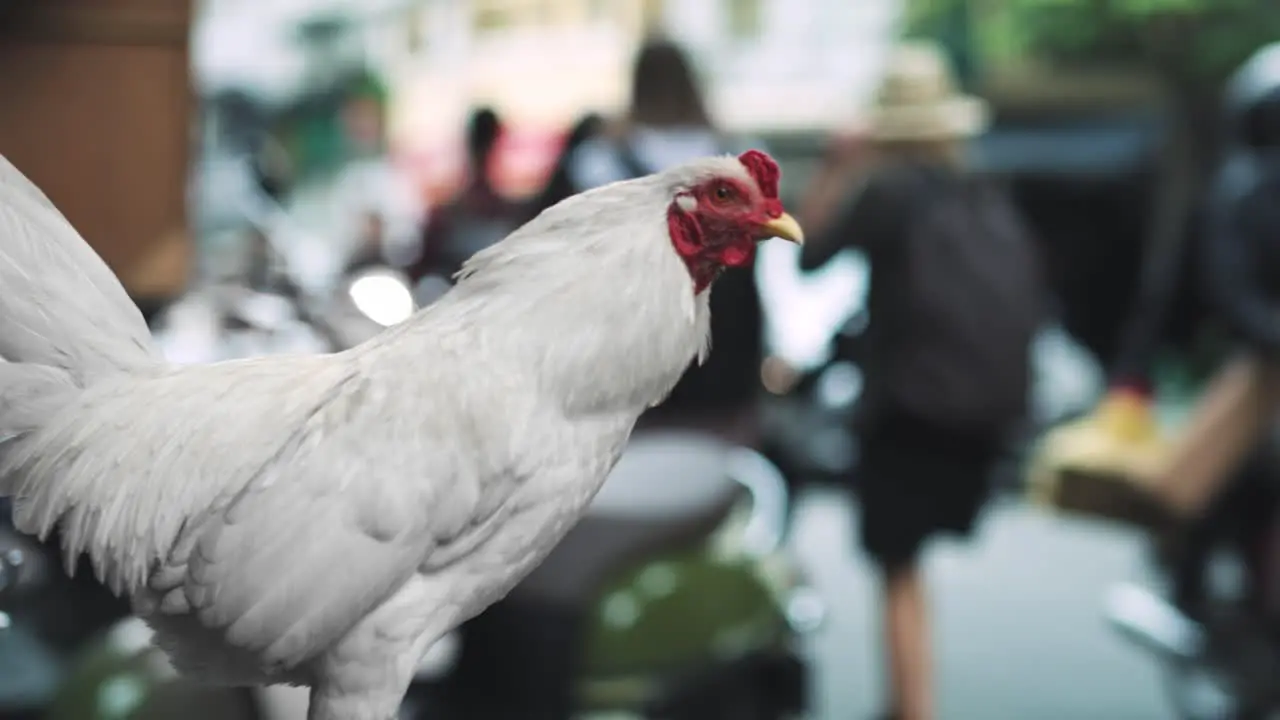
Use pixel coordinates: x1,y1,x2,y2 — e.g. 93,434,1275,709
884,171,1044,430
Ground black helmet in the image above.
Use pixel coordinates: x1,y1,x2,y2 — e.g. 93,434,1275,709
1224,43,1280,150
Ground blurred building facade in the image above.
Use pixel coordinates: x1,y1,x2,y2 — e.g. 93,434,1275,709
368,0,901,193
194,0,900,219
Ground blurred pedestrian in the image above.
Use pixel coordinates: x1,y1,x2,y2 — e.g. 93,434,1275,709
563,36,767,445
1038,43,1280,564
407,106,528,286
332,75,426,275
527,112,605,218
1117,42,1280,620
797,41,1046,720
1140,41,1280,523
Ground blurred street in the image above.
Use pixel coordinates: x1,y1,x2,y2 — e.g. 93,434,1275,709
793,488,1169,720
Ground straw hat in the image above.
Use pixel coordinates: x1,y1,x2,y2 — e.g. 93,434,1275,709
868,41,989,141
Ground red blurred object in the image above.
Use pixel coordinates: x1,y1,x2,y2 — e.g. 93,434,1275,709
488,124,567,198
396,123,570,210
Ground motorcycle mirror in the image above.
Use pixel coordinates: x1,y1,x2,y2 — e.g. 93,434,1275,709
348,269,415,327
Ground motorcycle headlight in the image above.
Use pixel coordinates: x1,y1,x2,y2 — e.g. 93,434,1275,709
347,270,415,327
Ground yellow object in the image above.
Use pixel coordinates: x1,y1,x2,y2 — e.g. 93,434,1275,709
1095,388,1161,443
1026,389,1174,516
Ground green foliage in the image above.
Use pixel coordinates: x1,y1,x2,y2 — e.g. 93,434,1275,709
903,0,967,40
906,0,1280,84
345,67,389,105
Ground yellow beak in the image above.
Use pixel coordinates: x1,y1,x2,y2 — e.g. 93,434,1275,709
760,212,804,245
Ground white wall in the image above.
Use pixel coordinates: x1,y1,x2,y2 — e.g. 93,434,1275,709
668,0,903,132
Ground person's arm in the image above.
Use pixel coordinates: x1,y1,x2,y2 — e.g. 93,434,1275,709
795,131,867,225
796,165,859,236
1205,183,1280,356
798,171,903,271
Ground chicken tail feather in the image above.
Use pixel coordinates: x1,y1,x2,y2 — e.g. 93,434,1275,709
0,362,80,493
0,154,161,386
0,363,78,436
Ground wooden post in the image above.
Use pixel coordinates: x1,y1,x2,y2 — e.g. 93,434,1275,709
0,0,195,305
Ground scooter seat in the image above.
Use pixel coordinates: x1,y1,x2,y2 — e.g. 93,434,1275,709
511,431,744,605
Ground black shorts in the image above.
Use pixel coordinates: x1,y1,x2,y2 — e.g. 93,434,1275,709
855,411,1003,570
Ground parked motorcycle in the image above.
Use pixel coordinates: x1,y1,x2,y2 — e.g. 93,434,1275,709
412,430,820,720
1105,450,1280,720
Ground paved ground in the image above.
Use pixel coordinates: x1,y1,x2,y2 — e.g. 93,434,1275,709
790,487,1172,720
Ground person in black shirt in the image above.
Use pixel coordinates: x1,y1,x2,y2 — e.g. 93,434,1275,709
796,42,1041,720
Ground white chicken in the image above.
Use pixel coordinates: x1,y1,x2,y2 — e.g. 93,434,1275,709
0,150,802,719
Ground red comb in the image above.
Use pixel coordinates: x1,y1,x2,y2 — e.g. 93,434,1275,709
737,149,780,200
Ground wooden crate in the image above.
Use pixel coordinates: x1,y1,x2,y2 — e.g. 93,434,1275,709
0,0,194,300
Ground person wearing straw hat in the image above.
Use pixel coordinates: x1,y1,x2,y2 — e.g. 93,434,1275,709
798,41,1047,720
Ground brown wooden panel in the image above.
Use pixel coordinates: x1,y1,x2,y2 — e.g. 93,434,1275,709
0,1,194,297
0,0,191,46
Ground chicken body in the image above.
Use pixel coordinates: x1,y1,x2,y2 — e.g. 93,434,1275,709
0,151,793,719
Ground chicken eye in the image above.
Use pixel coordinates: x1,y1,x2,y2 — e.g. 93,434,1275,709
712,183,734,202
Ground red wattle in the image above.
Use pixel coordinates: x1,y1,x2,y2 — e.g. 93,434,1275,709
668,205,718,293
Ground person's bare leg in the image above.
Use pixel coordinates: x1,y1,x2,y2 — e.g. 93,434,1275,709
881,561,933,720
